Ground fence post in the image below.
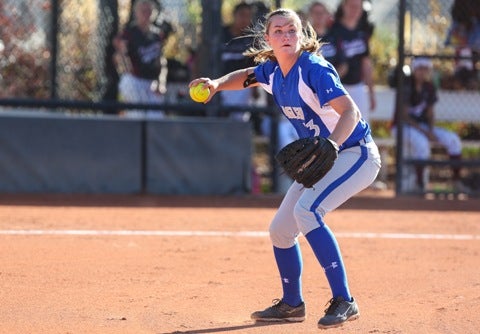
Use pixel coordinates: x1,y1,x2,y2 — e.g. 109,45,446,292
394,0,407,196
198,0,222,117
49,0,60,100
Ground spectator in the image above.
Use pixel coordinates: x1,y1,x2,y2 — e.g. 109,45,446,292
448,0,480,49
219,1,257,122
307,1,333,39
322,0,376,123
391,57,469,193
445,0,480,90
114,0,171,118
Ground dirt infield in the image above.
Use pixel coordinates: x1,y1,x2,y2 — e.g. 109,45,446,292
0,191,479,334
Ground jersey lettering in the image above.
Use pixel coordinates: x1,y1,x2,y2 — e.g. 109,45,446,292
139,43,162,64
342,39,367,58
281,106,304,120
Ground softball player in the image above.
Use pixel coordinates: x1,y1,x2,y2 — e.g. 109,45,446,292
189,8,380,329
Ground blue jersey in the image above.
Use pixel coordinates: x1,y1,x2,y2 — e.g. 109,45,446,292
254,52,371,150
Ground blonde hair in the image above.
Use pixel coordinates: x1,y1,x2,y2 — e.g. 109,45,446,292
244,8,321,63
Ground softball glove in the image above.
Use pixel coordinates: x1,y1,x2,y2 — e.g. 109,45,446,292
275,136,339,188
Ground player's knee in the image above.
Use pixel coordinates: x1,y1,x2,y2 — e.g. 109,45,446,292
293,201,325,236
405,137,430,159
416,142,430,159
447,136,462,156
268,222,297,248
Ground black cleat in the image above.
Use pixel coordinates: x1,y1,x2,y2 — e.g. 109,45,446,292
318,296,359,329
251,299,306,322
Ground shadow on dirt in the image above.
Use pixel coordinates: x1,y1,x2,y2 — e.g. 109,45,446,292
160,321,295,334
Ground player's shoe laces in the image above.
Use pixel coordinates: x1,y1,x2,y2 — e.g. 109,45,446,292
251,299,306,322
318,296,359,329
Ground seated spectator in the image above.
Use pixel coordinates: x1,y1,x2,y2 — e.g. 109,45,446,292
391,58,470,193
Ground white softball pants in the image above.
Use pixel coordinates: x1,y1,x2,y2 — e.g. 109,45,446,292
119,73,165,117
220,90,253,122
270,141,381,249
392,125,462,159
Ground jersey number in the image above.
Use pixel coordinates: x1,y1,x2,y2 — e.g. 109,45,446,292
304,119,320,137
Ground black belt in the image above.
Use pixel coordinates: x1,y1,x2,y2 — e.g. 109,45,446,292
357,134,373,146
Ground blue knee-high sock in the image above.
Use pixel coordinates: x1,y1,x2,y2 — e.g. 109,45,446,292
305,225,352,301
273,244,303,307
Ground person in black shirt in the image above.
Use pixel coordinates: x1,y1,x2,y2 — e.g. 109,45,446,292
322,0,375,123
219,2,256,121
114,0,169,118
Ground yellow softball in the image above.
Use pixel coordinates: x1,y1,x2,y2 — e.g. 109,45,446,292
189,82,210,103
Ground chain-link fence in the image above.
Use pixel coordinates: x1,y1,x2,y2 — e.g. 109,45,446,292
2,1,477,103
405,0,480,92
394,0,480,195
0,0,50,99
0,0,196,105
392,0,480,128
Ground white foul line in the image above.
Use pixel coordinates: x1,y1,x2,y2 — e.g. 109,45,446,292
0,230,479,240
